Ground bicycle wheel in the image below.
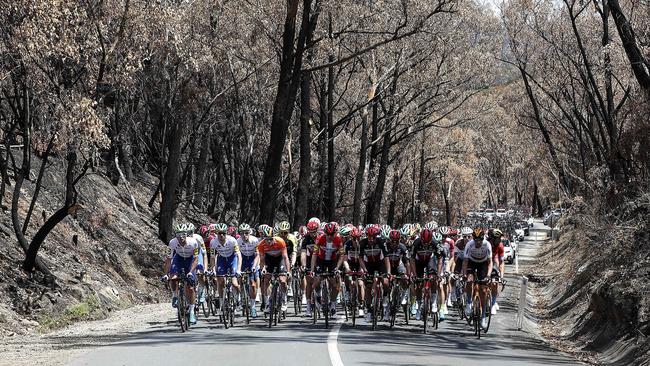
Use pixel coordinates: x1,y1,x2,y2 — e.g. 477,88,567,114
473,298,481,339
312,289,318,324
323,281,330,329
228,290,235,328
372,287,380,331
389,286,398,328
269,285,277,328
293,278,301,316
484,291,493,333
177,290,187,332
242,282,250,324
422,293,429,334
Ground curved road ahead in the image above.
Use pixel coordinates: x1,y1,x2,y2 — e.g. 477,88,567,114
69,228,577,366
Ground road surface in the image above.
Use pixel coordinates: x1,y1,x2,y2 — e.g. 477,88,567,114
69,227,577,366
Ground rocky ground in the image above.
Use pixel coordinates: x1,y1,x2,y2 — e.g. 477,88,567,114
0,303,171,366
529,198,650,366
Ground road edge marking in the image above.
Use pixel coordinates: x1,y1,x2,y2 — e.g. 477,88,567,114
327,318,345,366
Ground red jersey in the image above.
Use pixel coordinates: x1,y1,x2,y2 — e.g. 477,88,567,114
314,234,345,261
492,242,505,262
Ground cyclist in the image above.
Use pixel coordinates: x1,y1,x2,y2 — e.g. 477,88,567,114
310,222,345,316
276,220,298,271
386,229,410,320
164,223,201,325
438,226,455,320
410,229,444,321
209,223,242,314
301,221,319,316
487,228,505,315
343,227,365,317
192,229,209,307
449,226,472,305
462,227,493,330
237,223,260,318
359,225,390,322
258,225,291,313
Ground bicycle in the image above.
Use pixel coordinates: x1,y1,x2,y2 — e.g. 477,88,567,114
414,269,439,334
216,272,236,329
240,270,255,324
450,273,467,322
291,267,304,316
267,270,288,328
366,271,385,331
387,274,409,328
312,271,338,329
199,270,214,318
483,276,507,334
344,271,364,326
466,274,492,339
169,268,191,332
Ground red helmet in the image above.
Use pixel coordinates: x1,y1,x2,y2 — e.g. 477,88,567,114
298,225,308,237
350,227,361,238
306,221,319,232
324,223,337,235
389,229,401,241
200,225,209,235
366,226,380,238
420,229,433,243
227,226,237,236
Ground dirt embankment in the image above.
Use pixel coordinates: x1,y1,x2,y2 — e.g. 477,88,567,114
0,154,184,337
531,197,650,365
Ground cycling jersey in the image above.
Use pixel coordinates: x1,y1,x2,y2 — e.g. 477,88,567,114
360,238,387,264
169,236,201,259
281,233,298,257
300,235,317,257
192,234,208,271
314,234,345,261
258,237,287,257
344,240,363,270
209,235,240,258
238,235,259,271
491,241,505,263
410,238,443,264
443,238,455,259
454,238,468,260
464,239,492,263
385,243,409,268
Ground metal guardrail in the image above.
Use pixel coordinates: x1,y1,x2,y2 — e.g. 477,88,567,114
517,276,528,331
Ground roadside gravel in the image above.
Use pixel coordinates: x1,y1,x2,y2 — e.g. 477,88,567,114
0,303,171,366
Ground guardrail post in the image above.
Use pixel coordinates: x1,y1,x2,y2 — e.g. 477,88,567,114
517,276,528,331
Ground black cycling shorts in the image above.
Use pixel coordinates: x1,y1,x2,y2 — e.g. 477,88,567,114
467,260,489,281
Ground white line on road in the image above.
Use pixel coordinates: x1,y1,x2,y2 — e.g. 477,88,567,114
327,318,345,366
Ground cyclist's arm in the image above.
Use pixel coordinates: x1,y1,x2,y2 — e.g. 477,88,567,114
282,247,290,273
290,251,297,267
310,251,317,273
462,258,468,276
383,256,391,275
164,250,173,274
300,250,307,268
436,257,443,277
236,250,242,273
190,249,199,273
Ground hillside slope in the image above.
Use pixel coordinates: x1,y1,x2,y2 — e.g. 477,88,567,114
0,154,173,336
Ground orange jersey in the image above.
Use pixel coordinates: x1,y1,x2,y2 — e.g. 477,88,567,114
258,237,287,257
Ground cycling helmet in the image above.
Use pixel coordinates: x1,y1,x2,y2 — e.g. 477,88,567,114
227,226,237,236
319,222,327,231
350,227,361,239
389,229,401,241
461,226,473,235
306,221,319,232
173,223,194,235
308,217,321,226
424,221,438,231
324,222,337,235
278,220,291,232
238,223,251,234
259,224,274,239
473,227,485,239
400,224,411,237
488,228,503,238
414,223,422,233
380,224,391,239
438,226,451,236
340,225,354,237
433,232,443,243
200,225,209,235
366,226,380,238
208,223,218,232
215,223,228,233
298,225,308,237
420,229,433,243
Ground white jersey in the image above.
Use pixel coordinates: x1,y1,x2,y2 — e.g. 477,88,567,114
169,236,201,259
237,235,259,258
210,235,240,258
192,234,207,255
464,239,492,263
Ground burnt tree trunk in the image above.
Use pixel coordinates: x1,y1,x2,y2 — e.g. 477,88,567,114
293,70,313,229
159,120,184,243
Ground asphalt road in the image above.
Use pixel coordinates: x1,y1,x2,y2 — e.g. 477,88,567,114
69,225,577,366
